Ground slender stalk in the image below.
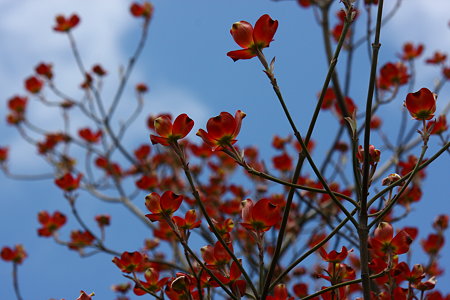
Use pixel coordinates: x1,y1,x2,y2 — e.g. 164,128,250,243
107,19,150,120
368,141,449,206
12,263,23,300
262,155,303,299
270,206,358,289
369,141,429,228
258,9,357,298
245,166,357,205
176,145,259,298
358,1,385,298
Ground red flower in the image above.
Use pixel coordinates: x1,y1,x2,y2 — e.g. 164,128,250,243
427,115,448,135
37,133,68,154
369,222,413,258
201,241,233,267
400,42,424,60
433,214,449,231
378,62,409,90
421,234,444,255
35,63,53,79
37,211,67,237
8,96,28,113
130,2,154,20
320,87,336,110
297,0,312,7
145,191,183,222
133,268,169,295
0,147,8,162
319,246,351,263
240,198,281,232
25,76,44,94
92,64,107,76
333,96,357,122
136,175,158,190
398,155,426,179
404,88,437,120
134,144,151,160
0,245,27,264
113,251,147,273
68,230,95,250
76,291,94,300
272,152,293,172
426,51,447,64
95,215,111,228
53,14,80,32
370,115,382,129
196,110,246,151
95,157,122,177
150,113,194,146
356,145,380,165
54,173,82,191
172,209,202,230
136,83,149,93
78,128,102,143
227,14,278,61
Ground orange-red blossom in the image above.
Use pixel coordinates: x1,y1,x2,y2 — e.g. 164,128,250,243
196,110,246,151
404,87,437,120
227,14,278,61
369,222,413,258
150,113,194,146
240,198,281,232
0,245,27,264
54,173,82,191
37,211,67,237
145,191,183,222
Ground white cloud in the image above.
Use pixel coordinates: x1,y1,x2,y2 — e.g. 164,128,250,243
383,0,450,87
0,0,210,171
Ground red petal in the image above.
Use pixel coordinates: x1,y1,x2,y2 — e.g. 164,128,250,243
160,191,183,213
185,209,197,224
201,245,216,265
144,268,159,284
241,199,254,223
145,192,162,214
172,113,194,138
150,135,170,146
230,21,254,49
252,198,280,227
196,129,216,147
172,216,186,227
213,241,232,263
154,116,173,137
38,211,50,224
391,230,412,255
253,14,278,48
229,260,242,281
232,110,246,137
374,222,394,243
146,213,163,222
227,49,257,61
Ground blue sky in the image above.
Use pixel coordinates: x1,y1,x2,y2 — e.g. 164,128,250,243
1,0,450,299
